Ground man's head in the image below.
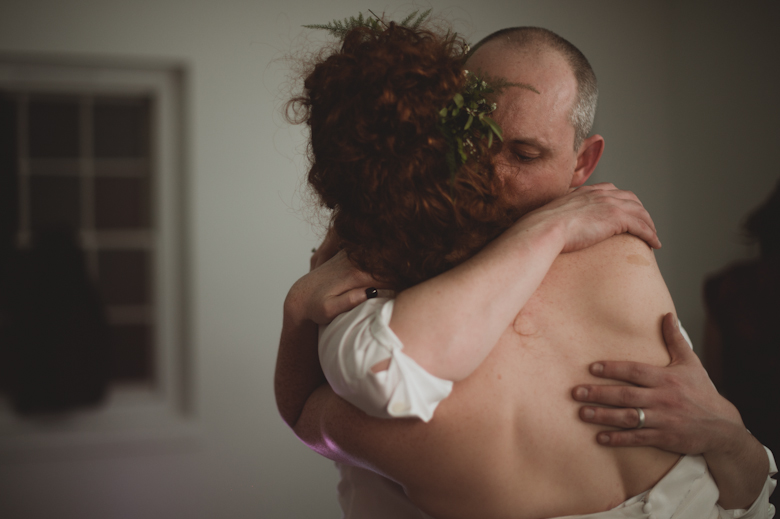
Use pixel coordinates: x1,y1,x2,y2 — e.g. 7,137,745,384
466,27,605,214
472,27,599,151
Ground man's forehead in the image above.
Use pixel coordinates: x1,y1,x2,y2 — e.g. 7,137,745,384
467,40,578,149
465,41,512,78
467,40,567,84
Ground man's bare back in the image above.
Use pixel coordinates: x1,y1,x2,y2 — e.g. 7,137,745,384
314,234,681,519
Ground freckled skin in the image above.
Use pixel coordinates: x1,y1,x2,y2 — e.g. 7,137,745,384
337,235,681,519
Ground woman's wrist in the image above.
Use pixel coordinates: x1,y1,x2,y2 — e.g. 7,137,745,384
507,211,567,259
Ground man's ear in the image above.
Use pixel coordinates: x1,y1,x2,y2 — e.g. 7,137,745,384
570,134,605,188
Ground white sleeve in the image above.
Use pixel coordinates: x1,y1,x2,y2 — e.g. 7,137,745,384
318,297,453,422
717,446,777,519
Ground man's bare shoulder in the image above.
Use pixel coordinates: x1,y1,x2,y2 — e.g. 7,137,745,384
540,233,674,341
549,233,662,291
559,233,656,270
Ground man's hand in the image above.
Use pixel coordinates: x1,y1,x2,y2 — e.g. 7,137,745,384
572,312,769,509
519,183,662,253
572,312,738,452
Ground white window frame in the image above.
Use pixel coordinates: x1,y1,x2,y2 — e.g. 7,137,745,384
0,55,197,461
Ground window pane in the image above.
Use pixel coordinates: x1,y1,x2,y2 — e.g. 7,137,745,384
110,324,153,381
95,177,151,229
30,175,81,230
97,250,150,305
28,97,80,158
93,98,150,158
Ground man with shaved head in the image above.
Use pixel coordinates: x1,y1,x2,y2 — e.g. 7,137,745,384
471,27,599,152
276,26,776,519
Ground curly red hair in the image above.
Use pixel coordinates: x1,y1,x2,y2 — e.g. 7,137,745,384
289,22,516,290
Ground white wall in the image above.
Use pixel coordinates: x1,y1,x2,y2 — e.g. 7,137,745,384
0,1,777,518
663,1,780,348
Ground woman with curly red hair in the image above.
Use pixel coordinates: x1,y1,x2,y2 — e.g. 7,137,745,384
289,22,516,291
276,17,775,519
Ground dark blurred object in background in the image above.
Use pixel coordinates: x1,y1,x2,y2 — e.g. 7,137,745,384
0,91,112,415
0,230,111,414
704,178,780,508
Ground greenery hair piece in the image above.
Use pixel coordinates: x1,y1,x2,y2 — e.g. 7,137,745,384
303,9,432,38
438,72,508,184
304,10,510,186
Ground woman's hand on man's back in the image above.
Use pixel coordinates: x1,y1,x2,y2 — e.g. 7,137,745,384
289,250,380,326
518,183,662,254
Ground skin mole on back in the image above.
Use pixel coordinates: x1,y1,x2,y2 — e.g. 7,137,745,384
513,311,538,336
626,253,651,266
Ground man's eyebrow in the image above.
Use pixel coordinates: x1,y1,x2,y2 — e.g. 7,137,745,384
509,82,541,95
467,68,540,94
508,137,545,148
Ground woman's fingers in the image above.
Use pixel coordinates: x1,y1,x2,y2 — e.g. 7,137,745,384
319,250,375,290
620,212,660,248
546,186,661,252
321,287,370,323
299,250,381,324
578,185,657,238
595,194,659,243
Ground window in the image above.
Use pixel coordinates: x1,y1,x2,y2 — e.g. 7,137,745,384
0,55,194,458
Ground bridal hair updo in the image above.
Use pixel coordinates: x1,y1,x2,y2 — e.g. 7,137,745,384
288,21,515,290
